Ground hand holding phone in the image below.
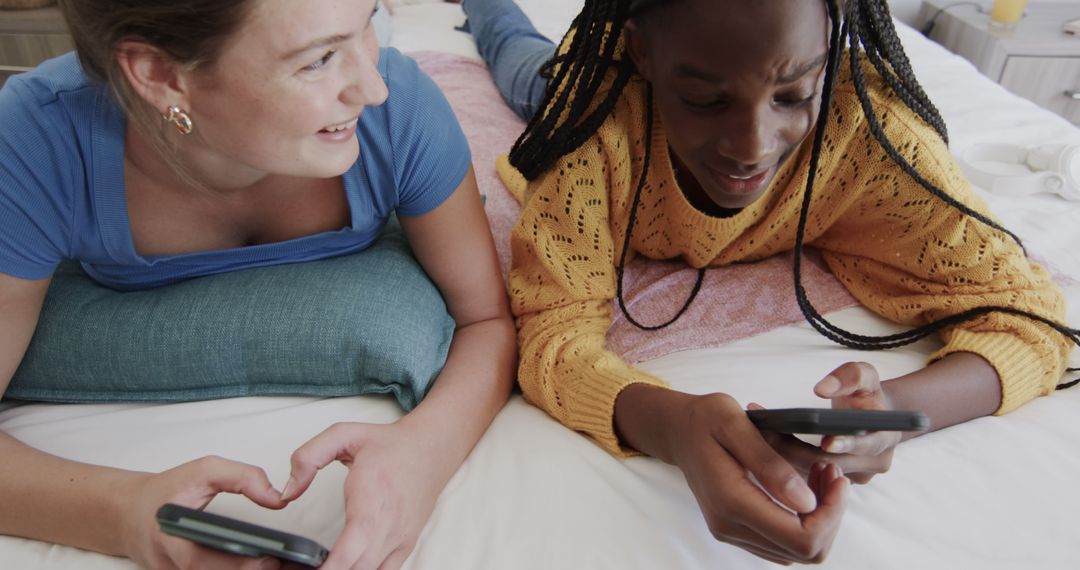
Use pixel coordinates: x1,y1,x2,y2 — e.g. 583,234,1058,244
156,503,329,567
747,407,929,436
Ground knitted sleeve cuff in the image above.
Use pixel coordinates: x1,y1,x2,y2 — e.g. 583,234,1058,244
929,329,1060,414
555,356,671,457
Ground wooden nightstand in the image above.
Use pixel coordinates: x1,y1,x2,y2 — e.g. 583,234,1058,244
915,0,1080,124
0,6,72,86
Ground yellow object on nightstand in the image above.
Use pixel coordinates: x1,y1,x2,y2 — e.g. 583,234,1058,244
991,0,1029,27
917,0,1080,125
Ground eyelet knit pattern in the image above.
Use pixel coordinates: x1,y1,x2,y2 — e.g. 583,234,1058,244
498,54,1070,455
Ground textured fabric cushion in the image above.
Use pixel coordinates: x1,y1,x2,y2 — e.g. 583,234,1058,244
5,219,454,411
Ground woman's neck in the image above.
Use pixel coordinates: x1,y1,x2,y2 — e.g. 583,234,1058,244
124,124,269,196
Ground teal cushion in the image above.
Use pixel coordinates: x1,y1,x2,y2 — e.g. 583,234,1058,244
5,219,454,411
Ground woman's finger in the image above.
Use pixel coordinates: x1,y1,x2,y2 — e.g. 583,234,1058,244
757,430,824,474
702,513,801,564
171,456,286,509
822,431,899,456
283,423,363,501
797,464,849,561
376,544,413,570
320,517,389,570
725,537,795,565
163,532,282,570
814,362,883,403
738,462,848,563
717,416,817,514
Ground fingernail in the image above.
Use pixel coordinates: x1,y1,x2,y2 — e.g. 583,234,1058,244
827,437,850,454
257,557,281,569
784,476,817,512
280,477,294,501
817,375,841,396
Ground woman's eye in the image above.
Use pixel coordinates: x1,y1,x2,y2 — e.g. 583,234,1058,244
777,92,817,107
682,97,727,110
302,49,337,73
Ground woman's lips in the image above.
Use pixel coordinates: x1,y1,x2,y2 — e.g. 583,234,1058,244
317,116,360,142
709,166,773,195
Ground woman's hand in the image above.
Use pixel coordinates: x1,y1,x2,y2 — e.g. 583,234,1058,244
616,385,849,565
816,361,902,484
758,361,902,484
281,421,443,570
122,456,290,570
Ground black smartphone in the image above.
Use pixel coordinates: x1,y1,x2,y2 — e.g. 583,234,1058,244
747,408,929,436
156,503,329,567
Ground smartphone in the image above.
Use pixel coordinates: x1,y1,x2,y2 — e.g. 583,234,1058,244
747,408,929,436
156,503,329,567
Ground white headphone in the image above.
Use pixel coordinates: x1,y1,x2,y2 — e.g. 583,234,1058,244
958,143,1080,201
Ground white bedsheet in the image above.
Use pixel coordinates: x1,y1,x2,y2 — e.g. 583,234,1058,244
3,2,1078,568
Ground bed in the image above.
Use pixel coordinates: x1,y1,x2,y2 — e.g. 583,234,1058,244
2,1,1078,568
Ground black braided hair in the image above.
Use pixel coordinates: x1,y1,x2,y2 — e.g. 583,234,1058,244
509,0,1080,387
509,0,664,180
795,0,1079,390
509,0,706,329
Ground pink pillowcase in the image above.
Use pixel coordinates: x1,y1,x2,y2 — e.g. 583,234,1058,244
413,51,857,364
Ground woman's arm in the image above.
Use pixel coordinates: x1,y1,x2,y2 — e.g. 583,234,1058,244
0,273,289,568
764,353,1001,484
0,272,48,395
813,94,1071,415
281,169,516,570
397,167,517,480
764,101,1064,482
885,351,1001,433
0,274,133,550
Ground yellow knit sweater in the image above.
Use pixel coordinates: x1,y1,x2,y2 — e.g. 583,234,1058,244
497,57,1070,455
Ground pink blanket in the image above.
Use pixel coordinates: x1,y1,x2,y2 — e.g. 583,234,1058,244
413,52,859,363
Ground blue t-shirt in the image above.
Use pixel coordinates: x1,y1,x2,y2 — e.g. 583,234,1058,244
0,48,471,291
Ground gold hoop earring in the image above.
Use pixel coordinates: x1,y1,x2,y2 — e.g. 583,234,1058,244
164,105,194,135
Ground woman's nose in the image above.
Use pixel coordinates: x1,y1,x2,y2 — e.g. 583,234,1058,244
717,106,778,168
341,46,388,107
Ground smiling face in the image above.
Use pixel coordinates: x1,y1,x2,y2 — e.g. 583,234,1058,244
627,0,830,209
178,0,388,186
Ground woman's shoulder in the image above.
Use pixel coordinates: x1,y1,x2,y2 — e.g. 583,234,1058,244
555,73,652,157
833,51,935,116
587,75,654,169
514,74,651,181
1,52,99,107
0,54,107,280
815,51,973,208
376,47,419,84
376,47,443,105
356,48,470,217
0,52,112,153
365,47,461,138
828,50,949,151
0,51,110,186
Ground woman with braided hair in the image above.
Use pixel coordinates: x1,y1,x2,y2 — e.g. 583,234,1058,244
461,0,1078,563
0,0,516,567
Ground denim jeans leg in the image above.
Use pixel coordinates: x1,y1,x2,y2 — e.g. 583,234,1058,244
461,0,556,121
